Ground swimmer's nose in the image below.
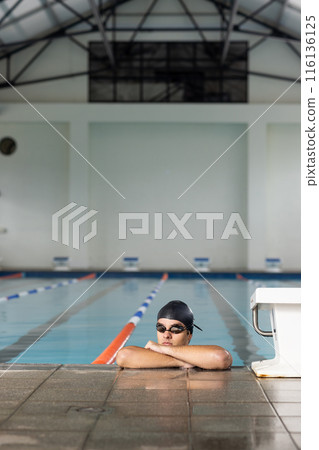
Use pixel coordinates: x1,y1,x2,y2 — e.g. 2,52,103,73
163,330,172,339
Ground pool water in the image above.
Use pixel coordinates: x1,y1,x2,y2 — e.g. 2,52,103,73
0,275,300,366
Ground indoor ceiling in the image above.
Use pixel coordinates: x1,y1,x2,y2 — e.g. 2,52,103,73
0,0,301,88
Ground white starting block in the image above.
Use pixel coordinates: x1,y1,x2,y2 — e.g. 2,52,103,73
194,257,210,272
123,257,139,272
250,288,300,377
52,256,70,271
265,257,282,272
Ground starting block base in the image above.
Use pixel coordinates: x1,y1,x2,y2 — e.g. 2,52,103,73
251,357,300,378
250,288,300,378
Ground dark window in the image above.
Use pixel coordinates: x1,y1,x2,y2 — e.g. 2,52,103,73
89,42,248,103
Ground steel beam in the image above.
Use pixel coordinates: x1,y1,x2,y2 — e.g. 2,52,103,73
68,36,90,53
0,0,129,61
6,54,10,79
88,0,115,67
0,0,55,30
208,0,299,41
129,0,159,43
41,0,60,30
0,67,105,89
236,0,276,28
0,0,24,27
0,25,300,60
56,0,95,29
0,65,300,91
12,40,52,83
0,25,301,52
221,0,240,65
178,0,207,42
277,0,290,24
246,0,290,54
286,42,301,58
228,67,300,83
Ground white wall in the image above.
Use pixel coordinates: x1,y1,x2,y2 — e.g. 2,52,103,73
88,122,247,270
0,121,70,268
266,124,301,270
0,103,300,271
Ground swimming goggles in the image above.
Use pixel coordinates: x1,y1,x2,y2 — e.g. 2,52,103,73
156,323,187,334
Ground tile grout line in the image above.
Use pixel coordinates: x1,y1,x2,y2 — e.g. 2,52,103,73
186,369,194,450
81,368,123,450
251,370,299,450
0,365,62,427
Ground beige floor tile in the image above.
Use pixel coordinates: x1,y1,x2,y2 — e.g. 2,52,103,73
192,432,297,450
85,431,189,450
191,416,285,433
266,390,301,403
107,388,189,403
105,402,189,416
272,402,301,417
280,416,301,433
114,377,187,390
192,402,275,416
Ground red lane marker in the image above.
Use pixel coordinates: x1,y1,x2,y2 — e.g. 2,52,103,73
0,272,24,280
92,323,135,365
236,273,248,281
78,273,96,281
92,272,168,365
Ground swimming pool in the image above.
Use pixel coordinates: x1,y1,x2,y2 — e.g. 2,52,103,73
0,273,300,366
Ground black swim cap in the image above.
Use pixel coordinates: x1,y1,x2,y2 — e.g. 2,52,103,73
157,300,202,334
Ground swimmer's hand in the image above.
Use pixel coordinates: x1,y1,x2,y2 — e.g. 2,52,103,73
144,340,194,368
179,361,195,369
144,340,163,353
144,341,232,370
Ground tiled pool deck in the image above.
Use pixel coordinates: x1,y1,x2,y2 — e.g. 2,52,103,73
0,365,300,449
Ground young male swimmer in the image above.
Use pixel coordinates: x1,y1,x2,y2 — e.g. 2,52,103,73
116,300,232,370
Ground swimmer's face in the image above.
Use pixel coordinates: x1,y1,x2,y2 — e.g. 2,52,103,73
156,318,192,346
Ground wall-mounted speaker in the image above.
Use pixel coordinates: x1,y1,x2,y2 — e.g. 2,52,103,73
0,137,17,156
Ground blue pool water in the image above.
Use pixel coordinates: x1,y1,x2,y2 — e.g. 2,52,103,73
0,274,300,366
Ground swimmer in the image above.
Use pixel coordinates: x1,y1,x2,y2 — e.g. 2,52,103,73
116,300,232,370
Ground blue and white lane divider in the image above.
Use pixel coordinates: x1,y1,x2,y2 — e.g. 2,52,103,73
92,272,169,364
0,273,96,303
128,275,168,326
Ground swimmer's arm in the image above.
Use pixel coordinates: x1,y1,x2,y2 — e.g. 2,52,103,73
145,341,232,370
115,346,192,369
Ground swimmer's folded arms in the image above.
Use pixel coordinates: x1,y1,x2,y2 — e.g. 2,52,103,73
116,300,232,370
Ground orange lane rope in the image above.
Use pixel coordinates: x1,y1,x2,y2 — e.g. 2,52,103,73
92,273,168,365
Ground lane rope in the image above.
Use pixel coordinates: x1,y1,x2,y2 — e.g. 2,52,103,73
236,273,269,289
0,273,96,303
0,272,24,281
92,272,168,365
236,273,249,281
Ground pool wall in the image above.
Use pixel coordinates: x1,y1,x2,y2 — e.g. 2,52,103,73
0,271,301,280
